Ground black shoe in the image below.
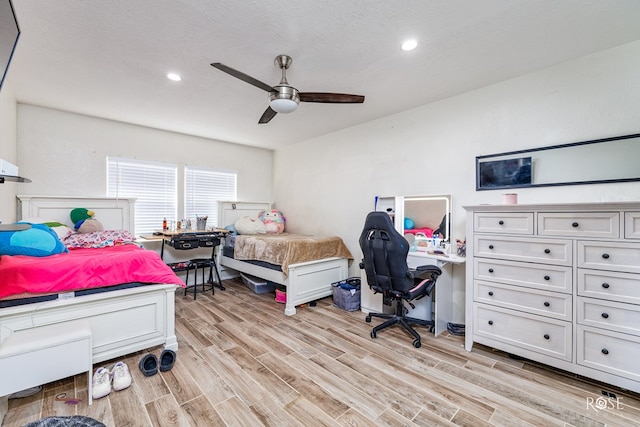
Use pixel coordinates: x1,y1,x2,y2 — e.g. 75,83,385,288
139,353,158,377
159,349,176,372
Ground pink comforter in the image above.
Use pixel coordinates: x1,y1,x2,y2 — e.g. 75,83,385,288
0,245,185,300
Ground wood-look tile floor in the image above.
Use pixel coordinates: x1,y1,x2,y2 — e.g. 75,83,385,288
4,278,640,426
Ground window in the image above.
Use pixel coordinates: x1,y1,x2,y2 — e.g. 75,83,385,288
185,167,237,227
107,157,177,235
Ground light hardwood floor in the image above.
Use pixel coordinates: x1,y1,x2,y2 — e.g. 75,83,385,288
3,278,640,426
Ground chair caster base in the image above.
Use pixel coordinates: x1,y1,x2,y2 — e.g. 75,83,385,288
413,339,421,348
365,315,371,323
371,330,376,339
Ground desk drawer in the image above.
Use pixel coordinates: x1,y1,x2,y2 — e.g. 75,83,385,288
198,237,221,247
171,238,199,250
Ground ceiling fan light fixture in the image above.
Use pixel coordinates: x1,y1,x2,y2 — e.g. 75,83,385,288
269,85,300,113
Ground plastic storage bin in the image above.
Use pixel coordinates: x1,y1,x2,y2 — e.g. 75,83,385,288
240,273,277,294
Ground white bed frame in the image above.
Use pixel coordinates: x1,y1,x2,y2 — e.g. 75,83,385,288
1,195,179,362
218,201,349,316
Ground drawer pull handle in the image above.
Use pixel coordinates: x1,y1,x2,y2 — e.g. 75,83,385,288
488,268,494,273
601,312,609,319
488,245,494,250
488,291,494,296
488,320,493,325
602,283,610,289
602,253,610,259
602,348,609,355
544,249,551,254
543,334,550,340
544,301,550,307
544,275,550,281
498,220,504,225
572,222,579,228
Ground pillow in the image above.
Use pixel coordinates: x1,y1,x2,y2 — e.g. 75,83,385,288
19,217,74,241
43,221,75,240
63,230,137,249
234,216,266,235
0,223,68,257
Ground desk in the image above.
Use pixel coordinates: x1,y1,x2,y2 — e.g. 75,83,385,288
360,251,465,336
159,229,228,295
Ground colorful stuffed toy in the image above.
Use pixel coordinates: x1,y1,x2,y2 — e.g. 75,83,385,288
70,208,104,233
258,209,286,234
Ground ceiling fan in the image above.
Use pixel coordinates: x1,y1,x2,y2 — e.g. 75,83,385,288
211,55,365,124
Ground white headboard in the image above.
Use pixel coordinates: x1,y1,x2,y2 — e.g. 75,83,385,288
218,201,272,229
17,195,136,232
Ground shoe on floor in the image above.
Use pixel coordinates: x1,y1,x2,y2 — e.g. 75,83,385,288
139,353,158,377
92,367,111,400
159,349,176,372
111,361,132,391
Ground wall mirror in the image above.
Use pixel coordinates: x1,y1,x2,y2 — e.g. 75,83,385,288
476,133,640,190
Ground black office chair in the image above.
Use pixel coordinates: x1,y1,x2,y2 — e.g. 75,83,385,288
359,211,442,348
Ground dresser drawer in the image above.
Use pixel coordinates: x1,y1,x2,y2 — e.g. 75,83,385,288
578,241,640,274
624,212,640,239
475,281,572,321
577,297,640,336
577,269,640,304
474,212,533,235
475,258,572,293
538,212,619,239
578,325,640,383
474,235,572,266
474,304,572,361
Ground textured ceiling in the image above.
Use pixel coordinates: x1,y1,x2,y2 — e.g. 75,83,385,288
7,0,640,150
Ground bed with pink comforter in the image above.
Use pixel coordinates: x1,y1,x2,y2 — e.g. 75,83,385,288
0,244,184,302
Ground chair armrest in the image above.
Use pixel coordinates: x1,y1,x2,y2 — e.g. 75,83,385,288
410,264,442,280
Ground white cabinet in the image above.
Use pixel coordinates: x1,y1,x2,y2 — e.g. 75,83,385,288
465,202,640,393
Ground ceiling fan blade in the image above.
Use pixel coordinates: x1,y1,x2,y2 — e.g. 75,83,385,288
211,63,275,93
258,106,278,124
299,92,365,103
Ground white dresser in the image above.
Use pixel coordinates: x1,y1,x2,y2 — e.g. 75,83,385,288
464,202,640,393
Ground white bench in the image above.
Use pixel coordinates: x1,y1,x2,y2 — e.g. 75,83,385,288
0,321,93,404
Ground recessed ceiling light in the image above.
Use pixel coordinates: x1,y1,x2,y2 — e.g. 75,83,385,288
167,73,182,81
401,39,418,51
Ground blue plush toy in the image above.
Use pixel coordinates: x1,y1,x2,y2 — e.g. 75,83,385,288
0,223,68,257
404,217,415,230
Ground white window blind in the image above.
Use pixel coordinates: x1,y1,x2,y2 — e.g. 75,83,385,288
107,157,177,235
185,167,237,227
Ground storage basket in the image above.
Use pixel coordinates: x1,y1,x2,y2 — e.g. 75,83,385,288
331,277,361,311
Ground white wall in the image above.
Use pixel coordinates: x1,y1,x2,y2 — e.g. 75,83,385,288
17,105,273,208
273,40,640,322
0,82,19,223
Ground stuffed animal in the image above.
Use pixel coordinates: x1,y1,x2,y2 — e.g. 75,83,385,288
258,209,286,234
70,208,104,233
234,216,266,235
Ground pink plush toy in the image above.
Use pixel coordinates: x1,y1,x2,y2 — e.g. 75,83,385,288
258,209,286,234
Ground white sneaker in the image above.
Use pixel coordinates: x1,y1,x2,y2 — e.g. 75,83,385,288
92,367,111,399
111,361,132,391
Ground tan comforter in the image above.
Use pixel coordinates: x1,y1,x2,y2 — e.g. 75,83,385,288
232,233,353,275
